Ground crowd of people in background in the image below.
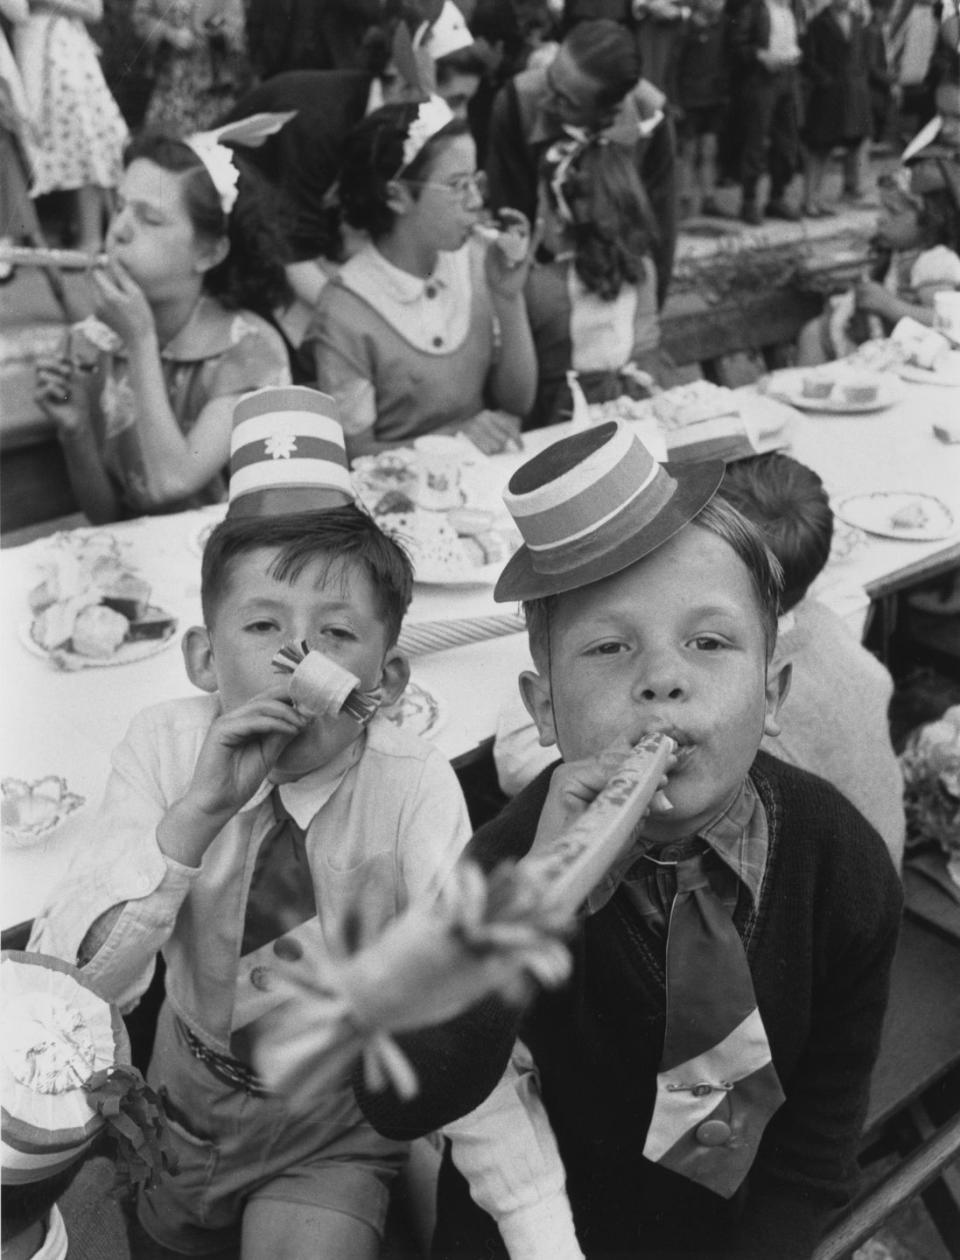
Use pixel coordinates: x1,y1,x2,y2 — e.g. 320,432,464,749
1,0,958,506
2,5,959,1260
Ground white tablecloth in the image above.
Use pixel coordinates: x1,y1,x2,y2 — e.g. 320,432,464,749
3,381,959,928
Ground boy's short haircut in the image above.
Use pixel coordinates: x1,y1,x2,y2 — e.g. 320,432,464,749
523,496,782,667
564,18,643,107
720,454,832,613
201,507,414,646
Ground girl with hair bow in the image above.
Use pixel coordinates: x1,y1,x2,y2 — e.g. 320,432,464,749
34,128,292,523
524,132,665,429
308,96,537,458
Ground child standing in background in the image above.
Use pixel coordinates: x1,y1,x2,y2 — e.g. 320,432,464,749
523,135,663,428
801,0,872,216
675,0,730,218
14,0,128,251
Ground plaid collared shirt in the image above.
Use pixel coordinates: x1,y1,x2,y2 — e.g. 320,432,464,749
585,777,769,932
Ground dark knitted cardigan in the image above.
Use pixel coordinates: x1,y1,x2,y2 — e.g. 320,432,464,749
358,752,903,1260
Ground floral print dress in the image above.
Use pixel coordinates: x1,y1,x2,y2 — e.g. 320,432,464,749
15,3,128,197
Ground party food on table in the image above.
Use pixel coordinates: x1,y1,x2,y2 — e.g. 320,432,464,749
840,377,879,406
802,376,834,400
650,380,740,430
766,367,897,413
26,532,177,664
890,500,930,531
1,776,85,843
836,491,956,541
353,446,518,584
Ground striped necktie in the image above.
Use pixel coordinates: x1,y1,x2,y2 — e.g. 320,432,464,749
641,852,786,1197
241,790,317,957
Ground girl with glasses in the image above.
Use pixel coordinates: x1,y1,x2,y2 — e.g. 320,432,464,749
308,99,536,458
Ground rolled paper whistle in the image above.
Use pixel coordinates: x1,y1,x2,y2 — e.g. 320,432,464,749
472,221,528,265
272,643,381,724
525,731,676,919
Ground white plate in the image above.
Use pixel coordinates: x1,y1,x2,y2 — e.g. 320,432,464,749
20,614,179,670
829,519,868,562
380,680,445,740
896,351,960,386
767,372,902,414
835,492,956,542
1,776,86,847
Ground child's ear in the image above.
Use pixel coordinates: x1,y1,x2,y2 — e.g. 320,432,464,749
379,648,410,707
195,233,230,276
385,180,412,217
763,660,792,738
519,670,557,748
182,626,218,694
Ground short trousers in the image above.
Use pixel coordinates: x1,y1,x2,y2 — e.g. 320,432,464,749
137,1003,406,1256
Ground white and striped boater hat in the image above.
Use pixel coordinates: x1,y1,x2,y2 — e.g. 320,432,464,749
494,421,723,602
228,386,355,516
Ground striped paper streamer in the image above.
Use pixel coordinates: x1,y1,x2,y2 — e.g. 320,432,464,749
397,613,525,656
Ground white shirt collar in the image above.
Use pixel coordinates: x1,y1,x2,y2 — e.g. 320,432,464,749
242,736,365,830
345,244,455,306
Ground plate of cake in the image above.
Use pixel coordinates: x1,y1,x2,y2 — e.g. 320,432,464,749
766,368,901,414
835,492,956,542
23,531,178,669
352,445,520,585
602,380,792,463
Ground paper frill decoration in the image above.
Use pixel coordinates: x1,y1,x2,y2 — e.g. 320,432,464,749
901,115,943,166
272,643,381,725
400,95,454,172
186,111,298,216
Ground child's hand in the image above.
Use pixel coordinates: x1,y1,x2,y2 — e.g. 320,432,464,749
35,355,89,434
93,262,156,345
531,738,675,855
181,684,310,827
532,740,635,853
484,208,535,300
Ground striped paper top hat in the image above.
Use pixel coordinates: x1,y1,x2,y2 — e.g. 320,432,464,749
494,421,723,602
228,386,355,517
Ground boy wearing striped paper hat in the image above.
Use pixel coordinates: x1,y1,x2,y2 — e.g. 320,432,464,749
358,421,903,1259
28,386,584,1258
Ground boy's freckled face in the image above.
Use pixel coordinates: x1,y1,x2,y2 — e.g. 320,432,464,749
531,527,783,842
207,549,391,779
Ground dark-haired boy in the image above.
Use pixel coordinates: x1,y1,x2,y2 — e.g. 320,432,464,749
28,494,474,1255
721,452,905,866
360,423,903,1259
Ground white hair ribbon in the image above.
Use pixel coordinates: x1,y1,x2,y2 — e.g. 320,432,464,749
186,111,297,216
399,95,454,172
